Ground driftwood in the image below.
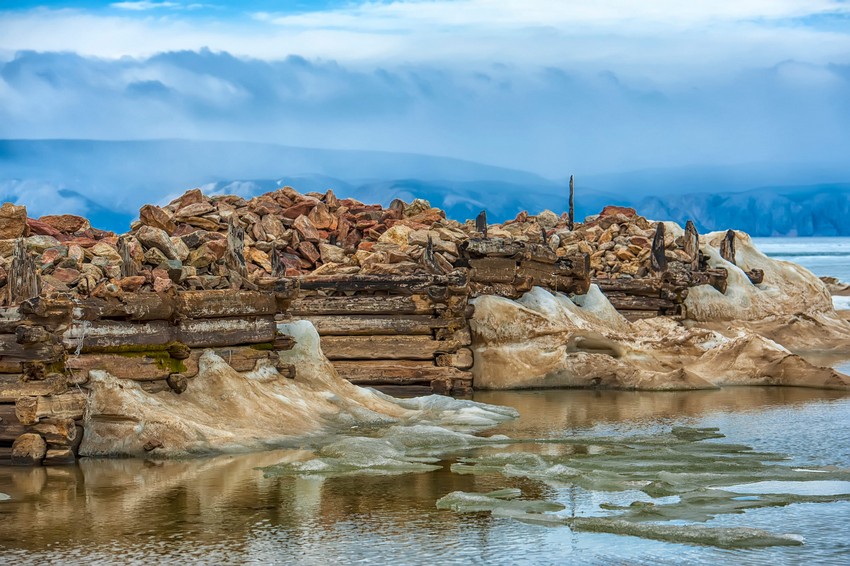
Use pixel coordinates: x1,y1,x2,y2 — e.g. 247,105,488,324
6,239,40,306
118,235,137,278
475,210,488,238
224,218,246,276
568,174,575,231
684,220,700,270
746,269,765,285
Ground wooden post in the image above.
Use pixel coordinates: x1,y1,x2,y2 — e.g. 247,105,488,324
650,223,667,273
6,239,40,306
684,220,700,271
271,244,286,278
568,175,575,231
720,229,736,265
118,235,136,278
225,218,246,276
475,210,488,239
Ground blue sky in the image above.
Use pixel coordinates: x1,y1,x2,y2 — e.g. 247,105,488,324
1,1,849,178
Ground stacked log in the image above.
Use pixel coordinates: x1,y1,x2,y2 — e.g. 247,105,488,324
284,271,474,395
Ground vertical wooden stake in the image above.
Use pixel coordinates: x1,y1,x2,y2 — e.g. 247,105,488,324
225,218,246,277
475,210,488,239
684,220,700,271
118,235,137,278
568,175,575,231
650,223,667,274
720,229,737,265
7,238,40,305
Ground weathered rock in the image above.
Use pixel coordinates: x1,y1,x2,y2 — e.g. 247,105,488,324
38,214,90,234
0,202,28,239
139,204,177,234
136,225,180,260
26,235,61,253
118,275,147,292
308,202,334,230
11,433,47,466
319,243,347,264
293,215,320,241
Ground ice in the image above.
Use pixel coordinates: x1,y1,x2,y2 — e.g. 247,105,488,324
833,295,850,311
723,480,850,496
436,488,565,515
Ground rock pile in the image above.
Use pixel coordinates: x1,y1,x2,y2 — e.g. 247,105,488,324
0,185,691,303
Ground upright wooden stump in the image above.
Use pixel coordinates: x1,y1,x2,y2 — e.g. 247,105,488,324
6,239,40,305
684,220,700,271
568,175,575,231
650,223,667,274
720,229,736,265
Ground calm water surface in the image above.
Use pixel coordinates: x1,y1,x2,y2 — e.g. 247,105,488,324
1,387,849,565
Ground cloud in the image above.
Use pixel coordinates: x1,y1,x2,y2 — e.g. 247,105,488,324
111,1,181,11
0,49,848,178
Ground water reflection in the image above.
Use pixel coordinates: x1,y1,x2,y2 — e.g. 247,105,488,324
0,387,847,564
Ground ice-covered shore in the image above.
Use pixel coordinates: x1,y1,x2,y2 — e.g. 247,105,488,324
471,228,850,390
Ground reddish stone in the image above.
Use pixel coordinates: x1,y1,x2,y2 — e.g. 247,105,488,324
172,188,206,211
250,196,283,216
308,202,334,229
356,219,378,231
0,202,27,239
342,229,362,250
139,204,177,235
284,267,302,277
60,236,100,248
381,209,403,222
406,209,445,226
40,247,66,267
282,201,316,220
365,226,386,240
324,189,339,208
339,198,366,209
118,275,146,292
153,276,173,293
52,267,81,284
206,239,227,259
513,210,529,223
357,241,375,252
293,215,320,241
297,241,321,265
599,205,637,218
337,217,352,242
26,218,62,237
38,214,89,234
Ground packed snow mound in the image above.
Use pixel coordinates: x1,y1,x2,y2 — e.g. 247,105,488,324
80,321,517,458
470,285,850,391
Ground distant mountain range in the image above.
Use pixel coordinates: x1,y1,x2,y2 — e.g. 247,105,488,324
1,139,847,236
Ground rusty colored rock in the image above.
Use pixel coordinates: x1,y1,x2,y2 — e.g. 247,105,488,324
599,205,637,218
0,202,28,239
139,204,177,234
26,218,62,237
293,215,320,241
118,275,147,292
38,214,90,234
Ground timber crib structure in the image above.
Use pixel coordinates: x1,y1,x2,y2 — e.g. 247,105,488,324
0,187,746,465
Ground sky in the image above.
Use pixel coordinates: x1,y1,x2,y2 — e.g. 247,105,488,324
1,1,849,179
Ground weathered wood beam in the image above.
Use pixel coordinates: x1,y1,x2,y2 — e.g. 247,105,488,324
475,210,488,238
298,271,467,293
469,257,517,284
178,290,279,318
0,335,65,363
6,238,40,306
568,174,575,231
289,294,439,315
333,360,473,385
684,220,700,271
720,229,736,264
15,391,88,425
289,314,449,336
320,335,451,361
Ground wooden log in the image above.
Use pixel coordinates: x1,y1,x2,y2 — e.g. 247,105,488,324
17,297,74,331
178,290,278,318
469,257,516,283
461,238,525,258
568,174,575,231
6,238,40,306
0,307,23,333
435,348,474,370
73,294,177,322
63,319,173,352
469,281,523,299
593,277,663,296
651,223,667,273
298,271,468,294
516,260,578,292
720,229,737,265
475,210,488,238
289,294,438,316
176,316,276,347
684,220,700,270
15,324,50,345
0,374,66,402
0,335,64,364
290,314,447,336
65,353,173,382
333,360,473,385
118,234,137,278
604,293,677,311
320,335,451,361
15,391,87,425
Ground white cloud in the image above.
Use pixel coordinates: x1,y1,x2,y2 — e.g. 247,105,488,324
111,1,180,10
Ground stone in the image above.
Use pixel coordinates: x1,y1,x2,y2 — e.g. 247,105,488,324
53,267,81,284
246,248,272,273
90,242,122,262
536,210,559,229
174,202,215,219
159,259,183,282
182,216,221,231
615,248,636,261
319,243,347,264
26,235,61,253
293,215,320,241
170,237,191,262
599,205,637,219
38,214,90,234
282,201,316,220
40,246,67,267
378,224,413,248
11,433,47,466
297,241,321,265
27,218,62,237
136,225,180,260
139,204,177,234
308,202,334,230
0,202,27,239
172,188,206,211
118,275,146,292
144,246,170,266
404,198,431,217
260,214,286,240
153,276,173,293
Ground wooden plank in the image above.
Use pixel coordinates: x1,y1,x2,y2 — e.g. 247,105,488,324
320,335,445,360
65,353,173,382
604,293,676,311
333,360,472,385
290,314,446,336
593,277,664,297
620,310,661,321
289,294,438,315
435,348,474,370
516,260,577,292
15,391,88,425
63,319,173,352
0,411,76,444
178,290,279,318
73,294,177,321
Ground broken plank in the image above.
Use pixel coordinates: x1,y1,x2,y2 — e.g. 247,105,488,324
298,271,468,293
178,290,279,318
176,316,277,347
65,353,174,382
469,257,517,283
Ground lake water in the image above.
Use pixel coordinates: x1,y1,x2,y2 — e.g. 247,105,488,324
2,237,850,564
1,388,849,565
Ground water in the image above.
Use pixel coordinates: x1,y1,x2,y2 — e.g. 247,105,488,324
1,387,849,565
753,236,850,283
